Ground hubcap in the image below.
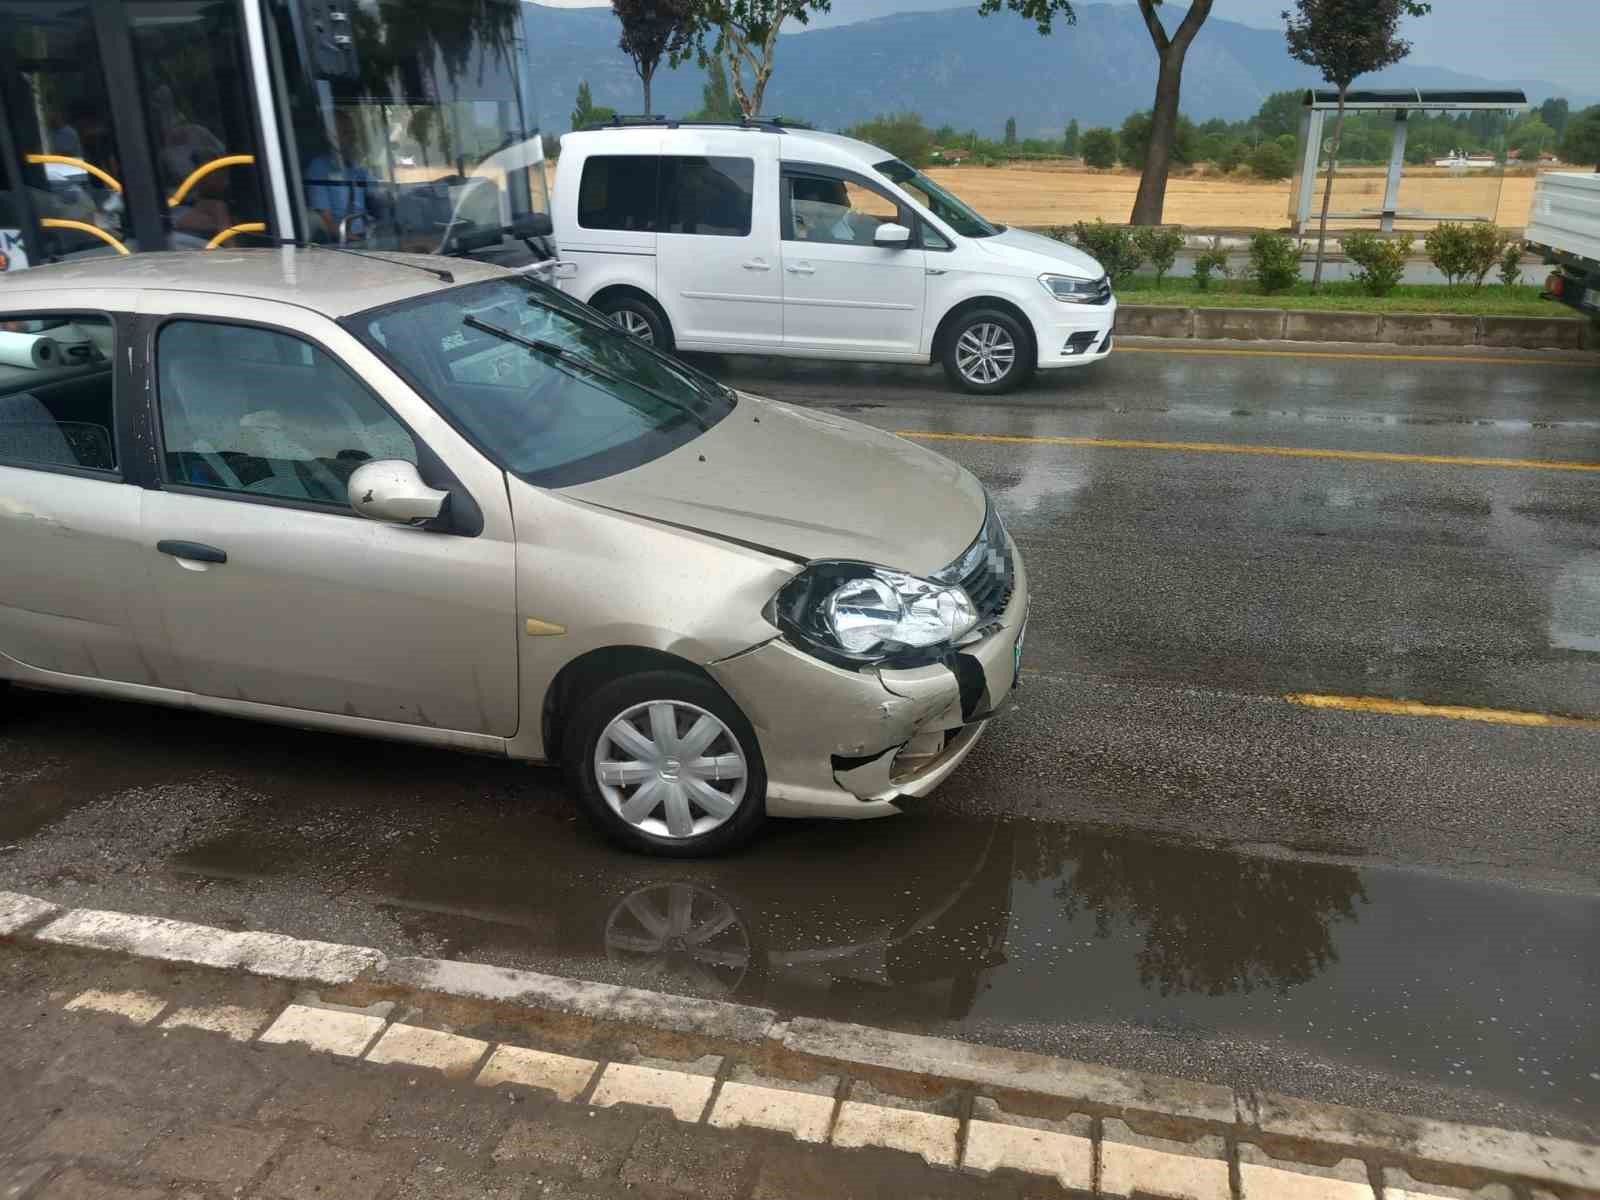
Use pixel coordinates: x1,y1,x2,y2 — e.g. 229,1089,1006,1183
955,322,1016,385
594,700,747,840
605,882,752,995
612,309,655,343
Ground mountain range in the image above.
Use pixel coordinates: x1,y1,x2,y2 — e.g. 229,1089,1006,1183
521,2,1595,138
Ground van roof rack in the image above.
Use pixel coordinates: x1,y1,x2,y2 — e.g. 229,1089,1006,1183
581,115,797,134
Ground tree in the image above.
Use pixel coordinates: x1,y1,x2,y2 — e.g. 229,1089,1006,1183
1081,127,1118,169
695,55,741,119
1507,117,1556,159
1285,0,1433,290
571,80,615,131
613,0,694,115
1247,140,1294,179
1252,89,1304,139
1560,106,1600,170
981,0,1212,225
1538,96,1570,138
1063,118,1080,157
1120,109,1198,167
1005,116,1017,146
849,113,934,166
677,0,833,118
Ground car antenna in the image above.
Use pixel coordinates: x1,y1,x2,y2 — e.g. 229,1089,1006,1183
306,242,455,284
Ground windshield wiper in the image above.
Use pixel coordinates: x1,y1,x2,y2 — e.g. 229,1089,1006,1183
463,315,710,432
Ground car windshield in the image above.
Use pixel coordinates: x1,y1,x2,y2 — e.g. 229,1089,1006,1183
875,159,1001,238
355,277,732,487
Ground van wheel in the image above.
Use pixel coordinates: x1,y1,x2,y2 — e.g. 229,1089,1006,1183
596,294,674,351
942,308,1035,395
564,670,766,858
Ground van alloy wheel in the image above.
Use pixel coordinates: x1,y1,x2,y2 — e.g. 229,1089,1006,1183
612,310,655,342
954,322,1016,386
594,700,747,840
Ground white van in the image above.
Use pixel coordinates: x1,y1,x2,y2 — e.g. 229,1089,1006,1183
553,121,1115,394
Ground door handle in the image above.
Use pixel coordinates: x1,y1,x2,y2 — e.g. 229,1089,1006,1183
742,258,771,271
157,539,227,565
785,264,815,276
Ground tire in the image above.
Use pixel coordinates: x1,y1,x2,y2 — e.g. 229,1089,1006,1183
594,293,674,351
941,307,1035,395
563,669,766,858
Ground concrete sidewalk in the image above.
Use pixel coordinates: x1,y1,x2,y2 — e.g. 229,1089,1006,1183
2,892,1595,1200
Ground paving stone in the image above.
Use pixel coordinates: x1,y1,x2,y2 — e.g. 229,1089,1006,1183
159,1004,272,1042
142,1121,286,1189
366,1081,511,1155
491,1105,644,1180
752,1139,1004,1200
259,1139,398,1200
31,1110,166,1165
619,1117,755,1200
256,1070,395,1136
62,990,166,1026
849,1077,963,1117
964,1119,1092,1192
258,1004,386,1057
618,1049,724,1077
708,1081,835,1143
476,1045,599,1101
394,1159,534,1199
1238,1144,1375,1200
589,1062,715,1122
972,1097,1091,1136
0,893,59,937
1100,1118,1230,1200
365,1023,489,1076
0,1161,53,1199
34,1169,166,1200
728,1064,839,1096
831,1100,960,1167
1382,1168,1515,1200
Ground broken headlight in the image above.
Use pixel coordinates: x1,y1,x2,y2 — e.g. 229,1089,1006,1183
768,562,978,665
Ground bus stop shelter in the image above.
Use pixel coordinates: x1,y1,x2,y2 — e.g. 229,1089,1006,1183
1291,89,1530,234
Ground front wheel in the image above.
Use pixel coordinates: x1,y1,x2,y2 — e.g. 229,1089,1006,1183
594,293,674,351
941,308,1035,395
563,670,766,858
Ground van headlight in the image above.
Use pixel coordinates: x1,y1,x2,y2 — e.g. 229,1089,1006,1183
1039,273,1102,303
769,563,979,664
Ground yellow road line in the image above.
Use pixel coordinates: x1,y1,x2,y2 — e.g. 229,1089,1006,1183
895,430,1600,473
1115,344,1591,367
1285,692,1600,728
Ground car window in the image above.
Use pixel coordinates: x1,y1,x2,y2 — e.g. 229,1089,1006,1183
874,158,1000,238
785,173,905,247
659,157,754,237
578,155,659,232
0,314,117,472
156,320,415,507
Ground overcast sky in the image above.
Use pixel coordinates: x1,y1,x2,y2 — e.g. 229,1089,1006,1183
528,0,1598,97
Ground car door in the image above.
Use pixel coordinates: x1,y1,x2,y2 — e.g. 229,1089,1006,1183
652,151,783,349
779,166,926,358
135,291,519,737
0,301,171,686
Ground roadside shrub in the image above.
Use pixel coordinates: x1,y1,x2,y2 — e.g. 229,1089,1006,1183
1132,225,1185,286
1081,127,1119,170
1062,219,1143,283
1342,231,1411,296
1248,141,1295,181
1426,222,1510,289
1248,231,1301,293
1465,225,1513,290
1216,140,1246,173
1498,243,1525,288
1193,241,1230,290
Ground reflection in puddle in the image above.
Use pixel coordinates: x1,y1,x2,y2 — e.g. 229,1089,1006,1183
606,883,752,995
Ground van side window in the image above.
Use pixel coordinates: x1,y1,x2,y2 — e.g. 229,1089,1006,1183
783,172,908,247
659,157,753,237
0,314,117,473
578,156,660,231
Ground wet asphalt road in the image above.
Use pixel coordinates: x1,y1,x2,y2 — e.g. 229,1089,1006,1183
2,343,1598,1140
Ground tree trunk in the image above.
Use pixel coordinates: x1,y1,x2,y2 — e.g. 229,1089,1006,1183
1312,87,1347,292
1131,53,1184,225
641,71,652,116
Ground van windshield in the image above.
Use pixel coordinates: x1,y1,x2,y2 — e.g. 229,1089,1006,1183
355,278,732,487
875,159,1001,239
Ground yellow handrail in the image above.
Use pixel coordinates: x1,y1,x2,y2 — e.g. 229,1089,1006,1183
169,154,256,206
205,221,267,249
25,153,122,193
40,219,130,255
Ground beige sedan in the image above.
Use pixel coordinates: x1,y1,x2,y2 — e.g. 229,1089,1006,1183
0,250,1028,856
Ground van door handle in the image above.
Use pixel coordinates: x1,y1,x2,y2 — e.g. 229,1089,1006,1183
742,258,772,271
157,540,227,565
785,264,815,276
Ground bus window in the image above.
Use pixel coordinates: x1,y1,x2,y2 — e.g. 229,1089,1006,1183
0,1,137,265
128,0,270,250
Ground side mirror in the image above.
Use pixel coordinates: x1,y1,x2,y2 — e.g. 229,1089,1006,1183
874,222,913,249
511,212,554,239
348,460,450,526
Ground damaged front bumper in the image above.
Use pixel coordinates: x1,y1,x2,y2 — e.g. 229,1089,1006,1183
709,542,1028,819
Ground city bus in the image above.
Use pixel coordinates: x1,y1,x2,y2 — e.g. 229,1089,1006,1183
0,0,553,273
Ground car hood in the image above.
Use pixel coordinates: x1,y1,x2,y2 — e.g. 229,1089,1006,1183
977,226,1104,280
561,394,987,576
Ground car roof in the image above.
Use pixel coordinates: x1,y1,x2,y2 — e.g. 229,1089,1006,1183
0,249,512,318
561,125,897,175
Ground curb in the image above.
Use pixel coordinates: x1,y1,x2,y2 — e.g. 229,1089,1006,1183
1117,304,1599,352
4,890,1596,1194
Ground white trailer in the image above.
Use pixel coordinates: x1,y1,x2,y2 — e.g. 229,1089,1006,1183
1526,171,1600,321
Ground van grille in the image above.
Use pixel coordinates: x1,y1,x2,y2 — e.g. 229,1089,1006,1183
936,503,1014,624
